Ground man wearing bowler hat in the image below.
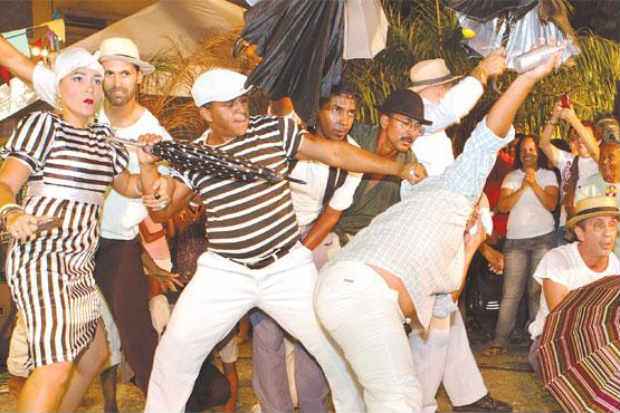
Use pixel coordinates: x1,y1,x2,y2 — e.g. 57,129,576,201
409,50,507,176
329,88,430,248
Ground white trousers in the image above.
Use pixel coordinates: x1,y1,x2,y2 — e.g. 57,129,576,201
409,311,487,412
315,260,422,413
145,244,364,413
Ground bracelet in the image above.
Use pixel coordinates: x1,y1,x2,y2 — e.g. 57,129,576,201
0,203,24,227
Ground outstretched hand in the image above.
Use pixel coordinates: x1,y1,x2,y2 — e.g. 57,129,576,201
522,50,563,82
479,47,508,78
402,161,428,185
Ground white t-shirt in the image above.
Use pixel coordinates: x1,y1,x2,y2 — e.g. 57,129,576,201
33,62,173,240
502,168,558,239
555,150,599,226
411,133,454,177
529,243,620,338
288,135,362,226
413,76,484,176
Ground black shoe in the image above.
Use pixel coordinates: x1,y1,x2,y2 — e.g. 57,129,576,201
453,394,513,412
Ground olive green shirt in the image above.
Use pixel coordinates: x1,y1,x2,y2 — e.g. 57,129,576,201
332,123,413,245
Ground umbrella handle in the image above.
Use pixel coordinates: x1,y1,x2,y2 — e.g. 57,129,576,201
490,75,502,94
285,175,306,185
105,136,154,153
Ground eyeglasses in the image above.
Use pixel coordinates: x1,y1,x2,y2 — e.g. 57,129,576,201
389,115,423,133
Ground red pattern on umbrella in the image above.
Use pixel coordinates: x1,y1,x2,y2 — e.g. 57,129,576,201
538,275,620,413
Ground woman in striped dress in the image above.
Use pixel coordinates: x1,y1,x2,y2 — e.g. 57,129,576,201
0,48,161,412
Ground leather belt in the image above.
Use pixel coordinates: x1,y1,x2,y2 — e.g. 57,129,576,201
238,246,292,270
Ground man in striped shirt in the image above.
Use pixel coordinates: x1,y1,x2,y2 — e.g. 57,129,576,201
139,67,424,413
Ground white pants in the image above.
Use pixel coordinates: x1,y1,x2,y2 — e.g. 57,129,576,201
409,311,487,413
145,244,364,413
315,260,422,413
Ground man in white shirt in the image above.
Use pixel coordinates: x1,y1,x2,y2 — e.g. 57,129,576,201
251,85,363,413
0,36,172,394
409,49,506,176
528,195,620,376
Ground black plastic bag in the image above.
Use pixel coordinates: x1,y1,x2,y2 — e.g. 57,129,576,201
442,0,538,22
240,0,345,126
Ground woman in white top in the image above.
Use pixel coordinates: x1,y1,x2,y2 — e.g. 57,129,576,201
527,196,620,376
489,134,559,352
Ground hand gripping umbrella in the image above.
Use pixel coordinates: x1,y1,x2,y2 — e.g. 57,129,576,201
108,137,305,185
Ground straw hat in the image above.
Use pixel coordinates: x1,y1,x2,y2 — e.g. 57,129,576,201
566,195,620,229
408,59,461,93
97,37,155,75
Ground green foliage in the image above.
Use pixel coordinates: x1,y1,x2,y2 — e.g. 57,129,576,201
346,0,620,143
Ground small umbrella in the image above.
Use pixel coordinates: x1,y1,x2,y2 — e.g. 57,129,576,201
537,275,620,413
108,137,304,185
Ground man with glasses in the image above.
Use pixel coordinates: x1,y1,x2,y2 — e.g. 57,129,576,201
329,89,428,248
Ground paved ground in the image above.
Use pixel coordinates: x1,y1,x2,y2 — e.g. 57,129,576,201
0,331,562,413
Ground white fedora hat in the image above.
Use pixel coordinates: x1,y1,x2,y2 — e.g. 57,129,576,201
97,37,155,75
408,58,461,93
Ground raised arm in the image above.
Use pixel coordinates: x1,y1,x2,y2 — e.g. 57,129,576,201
486,53,562,138
539,101,564,166
424,48,507,133
0,35,36,83
561,106,599,161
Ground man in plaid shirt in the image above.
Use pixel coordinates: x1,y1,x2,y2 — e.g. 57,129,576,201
315,52,564,412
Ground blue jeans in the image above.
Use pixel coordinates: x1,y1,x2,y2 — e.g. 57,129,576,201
493,232,555,346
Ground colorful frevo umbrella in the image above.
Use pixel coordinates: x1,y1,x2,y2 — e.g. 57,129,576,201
538,275,620,413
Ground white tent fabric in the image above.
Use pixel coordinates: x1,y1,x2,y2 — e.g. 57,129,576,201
73,0,244,59
72,0,245,96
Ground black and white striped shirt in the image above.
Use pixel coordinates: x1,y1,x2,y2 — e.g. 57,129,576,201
172,115,304,263
3,111,128,195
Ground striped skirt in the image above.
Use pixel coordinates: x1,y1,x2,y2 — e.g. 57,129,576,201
5,197,101,368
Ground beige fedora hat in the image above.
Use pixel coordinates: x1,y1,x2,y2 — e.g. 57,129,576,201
566,195,620,229
97,37,155,75
408,58,462,93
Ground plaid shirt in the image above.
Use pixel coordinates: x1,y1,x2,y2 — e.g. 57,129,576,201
335,118,515,328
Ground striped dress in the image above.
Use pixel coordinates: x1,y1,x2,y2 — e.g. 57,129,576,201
172,115,303,264
2,111,128,368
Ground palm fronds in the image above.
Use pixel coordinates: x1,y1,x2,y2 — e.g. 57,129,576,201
347,0,620,143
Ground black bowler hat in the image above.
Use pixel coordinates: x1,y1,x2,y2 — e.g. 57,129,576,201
378,89,432,126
